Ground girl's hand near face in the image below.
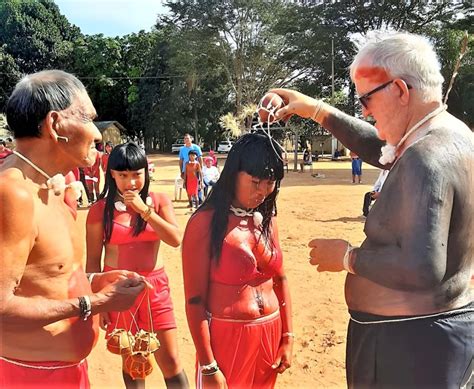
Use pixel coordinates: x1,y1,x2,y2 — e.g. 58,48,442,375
122,191,147,214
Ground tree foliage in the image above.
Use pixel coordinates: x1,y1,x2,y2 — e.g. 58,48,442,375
1,0,472,149
0,0,80,73
0,44,21,108
164,0,302,111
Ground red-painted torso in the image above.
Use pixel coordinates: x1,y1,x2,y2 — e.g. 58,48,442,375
87,193,161,270
210,214,282,286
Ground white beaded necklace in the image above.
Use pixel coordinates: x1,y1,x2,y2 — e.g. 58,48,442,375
114,192,128,212
114,192,154,212
12,150,82,198
379,104,446,165
229,205,263,228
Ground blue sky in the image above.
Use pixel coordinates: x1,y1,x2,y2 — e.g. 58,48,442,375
55,0,169,37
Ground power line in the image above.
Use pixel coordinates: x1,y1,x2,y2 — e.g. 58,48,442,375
78,75,188,79
0,73,188,79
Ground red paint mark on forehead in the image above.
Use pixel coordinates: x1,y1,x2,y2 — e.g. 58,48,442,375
354,67,390,83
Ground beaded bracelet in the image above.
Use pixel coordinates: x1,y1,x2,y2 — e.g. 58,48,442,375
282,332,295,338
201,366,220,376
140,207,153,222
78,296,92,321
200,360,220,376
343,244,356,274
200,360,218,371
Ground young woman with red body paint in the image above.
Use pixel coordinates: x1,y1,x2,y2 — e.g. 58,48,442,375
182,132,293,389
86,143,189,389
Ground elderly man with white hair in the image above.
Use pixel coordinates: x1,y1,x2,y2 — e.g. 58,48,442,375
271,31,473,388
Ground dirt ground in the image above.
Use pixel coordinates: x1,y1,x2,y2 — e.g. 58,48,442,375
81,153,380,389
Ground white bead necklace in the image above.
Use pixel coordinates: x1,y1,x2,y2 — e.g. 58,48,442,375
229,205,263,228
379,104,446,165
12,150,82,198
114,192,154,212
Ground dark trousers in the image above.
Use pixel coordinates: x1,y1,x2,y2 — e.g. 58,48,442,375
346,302,474,389
363,192,375,216
203,180,217,197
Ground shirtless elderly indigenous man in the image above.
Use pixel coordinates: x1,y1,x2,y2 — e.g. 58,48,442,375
271,31,473,388
0,70,147,389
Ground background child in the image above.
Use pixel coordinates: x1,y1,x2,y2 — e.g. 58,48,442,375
185,150,202,209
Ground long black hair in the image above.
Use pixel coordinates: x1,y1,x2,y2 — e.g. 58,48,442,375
199,132,285,262
100,142,150,242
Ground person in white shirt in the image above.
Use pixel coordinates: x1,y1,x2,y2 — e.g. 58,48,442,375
202,157,220,197
362,169,389,217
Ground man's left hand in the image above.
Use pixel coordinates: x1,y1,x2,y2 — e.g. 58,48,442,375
93,270,153,292
308,238,349,272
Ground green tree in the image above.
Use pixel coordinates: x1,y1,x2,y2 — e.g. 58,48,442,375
69,34,129,125
426,29,473,127
276,1,471,123
69,31,158,133
127,21,233,150
0,0,80,73
165,0,299,112
0,45,21,108
127,25,182,149
0,0,81,111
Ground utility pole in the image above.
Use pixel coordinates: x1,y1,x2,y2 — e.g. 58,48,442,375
331,38,338,156
331,38,335,100
293,131,298,172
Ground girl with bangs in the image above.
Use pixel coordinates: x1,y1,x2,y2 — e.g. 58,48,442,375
182,132,293,389
86,142,189,388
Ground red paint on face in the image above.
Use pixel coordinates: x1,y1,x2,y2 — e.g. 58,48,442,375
354,67,390,84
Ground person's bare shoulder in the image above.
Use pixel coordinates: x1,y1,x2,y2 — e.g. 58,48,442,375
0,165,35,201
186,208,214,232
152,192,171,204
0,167,36,236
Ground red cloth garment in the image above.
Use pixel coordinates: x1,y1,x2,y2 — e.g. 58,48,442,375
70,168,81,182
196,312,282,389
0,357,89,389
101,153,110,172
104,266,176,335
87,192,176,333
83,152,101,183
185,161,199,197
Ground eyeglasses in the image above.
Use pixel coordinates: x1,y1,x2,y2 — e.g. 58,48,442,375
357,80,394,109
358,80,412,109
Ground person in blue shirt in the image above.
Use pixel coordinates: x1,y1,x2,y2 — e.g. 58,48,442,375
179,133,203,206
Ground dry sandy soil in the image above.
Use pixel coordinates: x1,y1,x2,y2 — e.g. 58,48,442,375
80,153,381,388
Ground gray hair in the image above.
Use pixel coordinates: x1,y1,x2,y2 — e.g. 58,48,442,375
6,70,87,139
350,31,444,102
